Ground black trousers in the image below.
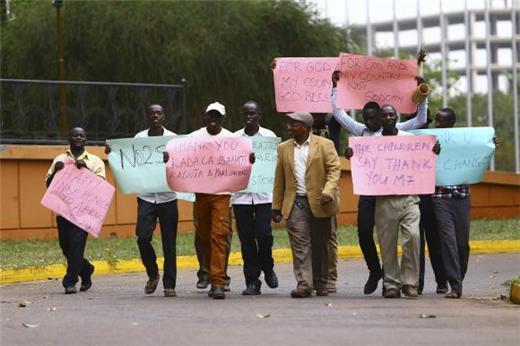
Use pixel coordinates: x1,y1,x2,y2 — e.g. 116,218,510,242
418,195,447,288
57,216,94,288
232,203,274,287
357,196,382,273
432,197,471,293
136,198,178,289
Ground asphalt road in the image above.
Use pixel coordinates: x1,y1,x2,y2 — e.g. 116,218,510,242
1,253,519,346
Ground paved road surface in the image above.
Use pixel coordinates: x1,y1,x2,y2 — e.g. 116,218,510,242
1,253,519,345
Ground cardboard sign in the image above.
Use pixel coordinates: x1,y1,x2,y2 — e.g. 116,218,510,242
41,162,115,238
165,137,253,194
106,136,195,202
349,135,437,195
336,53,417,113
273,57,339,112
241,136,281,193
410,127,495,185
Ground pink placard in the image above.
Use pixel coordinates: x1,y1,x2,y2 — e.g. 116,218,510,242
349,135,437,195
41,162,115,238
273,57,339,113
165,137,253,194
336,53,417,113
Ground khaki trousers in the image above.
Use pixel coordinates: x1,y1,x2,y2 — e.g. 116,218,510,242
327,216,338,288
286,197,331,292
195,194,231,287
375,195,420,290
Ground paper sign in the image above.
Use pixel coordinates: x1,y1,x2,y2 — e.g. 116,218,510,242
409,127,495,185
166,137,253,194
241,136,281,193
349,135,437,195
336,53,417,113
106,136,195,202
41,162,115,237
273,57,339,112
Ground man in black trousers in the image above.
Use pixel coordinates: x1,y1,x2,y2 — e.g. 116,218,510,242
46,127,105,294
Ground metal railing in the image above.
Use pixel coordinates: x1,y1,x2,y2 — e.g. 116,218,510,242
0,78,187,145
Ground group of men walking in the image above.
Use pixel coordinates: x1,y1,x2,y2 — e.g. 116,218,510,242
46,54,488,301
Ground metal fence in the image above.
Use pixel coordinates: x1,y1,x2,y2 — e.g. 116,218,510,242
0,79,187,145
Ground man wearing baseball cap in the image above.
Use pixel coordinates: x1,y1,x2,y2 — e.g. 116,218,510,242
272,112,341,298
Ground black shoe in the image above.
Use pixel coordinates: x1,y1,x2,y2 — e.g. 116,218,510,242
80,266,94,292
65,286,77,294
264,271,279,289
436,283,449,294
242,283,261,296
364,270,383,295
212,286,226,300
196,277,210,289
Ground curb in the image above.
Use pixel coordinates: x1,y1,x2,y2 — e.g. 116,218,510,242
1,240,519,285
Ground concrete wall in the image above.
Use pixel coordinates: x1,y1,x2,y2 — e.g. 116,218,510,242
0,145,518,240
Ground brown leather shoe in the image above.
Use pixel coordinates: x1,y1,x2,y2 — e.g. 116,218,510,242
316,287,329,296
144,275,160,295
290,288,311,298
383,287,401,298
163,288,176,297
445,290,462,299
402,285,418,298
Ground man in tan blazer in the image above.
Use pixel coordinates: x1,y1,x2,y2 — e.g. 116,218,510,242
272,112,341,298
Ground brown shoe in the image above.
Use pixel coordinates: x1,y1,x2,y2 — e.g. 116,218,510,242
316,287,329,296
402,285,418,298
445,290,462,299
163,288,176,297
144,275,160,295
383,287,401,298
290,288,311,298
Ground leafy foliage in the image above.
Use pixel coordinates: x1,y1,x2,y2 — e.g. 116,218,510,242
1,0,353,135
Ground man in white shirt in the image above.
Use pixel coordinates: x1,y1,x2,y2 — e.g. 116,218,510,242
232,101,278,295
107,104,179,298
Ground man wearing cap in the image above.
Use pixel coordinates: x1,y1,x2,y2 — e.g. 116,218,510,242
184,101,254,299
272,112,341,298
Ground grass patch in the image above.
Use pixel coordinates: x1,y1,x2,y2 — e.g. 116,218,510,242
0,218,517,270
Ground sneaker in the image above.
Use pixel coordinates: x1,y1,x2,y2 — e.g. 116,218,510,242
445,290,462,299
65,286,77,295
196,277,210,289
402,285,418,298
264,271,279,289
164,288,177,297
290,288,311,298
327,283,337,293
315,287,329,296
145,275,160,295
364,270,383,295
223,283,231,292
383,287,401,298
242,283,261,296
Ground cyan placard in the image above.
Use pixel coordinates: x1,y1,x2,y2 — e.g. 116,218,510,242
106,136,195,202
241,136,281,193
409,127,495,185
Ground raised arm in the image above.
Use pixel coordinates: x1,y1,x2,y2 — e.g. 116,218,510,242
397,97,428,131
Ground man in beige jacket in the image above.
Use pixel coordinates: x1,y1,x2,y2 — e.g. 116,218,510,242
272,112,341,298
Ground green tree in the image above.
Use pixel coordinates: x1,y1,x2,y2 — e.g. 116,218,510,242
1,0,354,136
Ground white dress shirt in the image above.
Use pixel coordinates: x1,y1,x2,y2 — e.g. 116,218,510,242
294,134,312,196
231,126,277,205
135,127,178,204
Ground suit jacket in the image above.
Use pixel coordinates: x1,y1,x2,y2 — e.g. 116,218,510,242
272,134,341,219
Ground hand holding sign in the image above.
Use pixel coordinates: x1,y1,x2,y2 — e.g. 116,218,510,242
336,53,417,113
41,162,115,238
165,136,253,194
349,135,437,196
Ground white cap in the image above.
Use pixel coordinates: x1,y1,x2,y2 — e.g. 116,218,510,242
206,102,226,116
